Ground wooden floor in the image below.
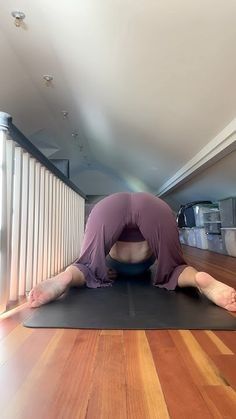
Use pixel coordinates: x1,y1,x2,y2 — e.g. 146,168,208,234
0,246,236,419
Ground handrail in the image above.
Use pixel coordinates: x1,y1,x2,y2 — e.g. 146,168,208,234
0,112,86,199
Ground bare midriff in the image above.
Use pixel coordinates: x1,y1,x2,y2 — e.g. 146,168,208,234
109,240,153,263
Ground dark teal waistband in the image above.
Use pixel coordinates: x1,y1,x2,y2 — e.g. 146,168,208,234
106,254,156,276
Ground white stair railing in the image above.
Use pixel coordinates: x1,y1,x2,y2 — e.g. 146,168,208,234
0,112,85,314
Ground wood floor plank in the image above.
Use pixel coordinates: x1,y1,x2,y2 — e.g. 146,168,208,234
86,334,127,419
191,330,234,355
2,329,68,419
201,385,236,417
169,330,227,386
146,330,175,348
179,330,229,385
100,330,123,336
0,317,28,341
204,331,234,354
213,331,236,353
47,330,100,419
0,324,33,367
0,328,55,411
210,355,236,390
146,331,213,419
124,331,169,419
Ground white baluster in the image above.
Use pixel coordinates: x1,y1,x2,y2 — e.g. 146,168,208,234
19,152,29,296
0,131,8,313
25,158,36,292
9,146,22,300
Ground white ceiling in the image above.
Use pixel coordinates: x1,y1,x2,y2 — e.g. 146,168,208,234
0,0,236,200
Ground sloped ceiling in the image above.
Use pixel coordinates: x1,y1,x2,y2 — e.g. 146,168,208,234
0,0,236,201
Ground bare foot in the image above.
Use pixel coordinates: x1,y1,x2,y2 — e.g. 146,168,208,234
195,272,236,312
28,271,72,308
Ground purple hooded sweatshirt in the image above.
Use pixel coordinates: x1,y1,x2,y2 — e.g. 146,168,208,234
73,192,188,290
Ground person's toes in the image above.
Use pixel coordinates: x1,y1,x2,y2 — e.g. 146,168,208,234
28,290,35,305
225,302,236,311
30,299,43,308
28,289,43,307
30,300,38,308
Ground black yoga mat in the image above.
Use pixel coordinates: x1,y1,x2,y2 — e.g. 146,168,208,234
23,275,236,330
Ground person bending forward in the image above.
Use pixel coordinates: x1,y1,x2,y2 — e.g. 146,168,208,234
29,192,236,311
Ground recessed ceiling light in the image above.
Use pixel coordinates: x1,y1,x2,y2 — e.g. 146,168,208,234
71,132,78,138
43,75,53,83
11,11,26,27
61,111,68,119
